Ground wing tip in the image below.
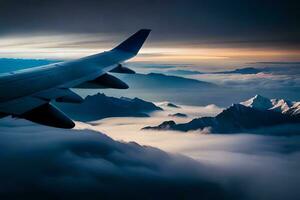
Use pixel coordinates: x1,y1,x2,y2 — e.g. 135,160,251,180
113,29,151,54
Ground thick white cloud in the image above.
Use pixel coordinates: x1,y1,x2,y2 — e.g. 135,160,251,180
0,118,232,199
1,107,300,200
83,105,300,200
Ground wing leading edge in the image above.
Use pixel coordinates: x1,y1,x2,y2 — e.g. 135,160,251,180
0,29,151,128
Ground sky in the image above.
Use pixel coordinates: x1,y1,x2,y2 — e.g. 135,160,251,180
0,2,300,198
0,0,299,65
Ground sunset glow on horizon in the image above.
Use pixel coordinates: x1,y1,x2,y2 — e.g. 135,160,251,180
0,34,299,66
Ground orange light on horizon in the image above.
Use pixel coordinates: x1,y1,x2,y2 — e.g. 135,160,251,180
0,34,299,64
132,47,300,63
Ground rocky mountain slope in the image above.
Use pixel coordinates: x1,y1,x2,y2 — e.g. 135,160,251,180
57,93,162,122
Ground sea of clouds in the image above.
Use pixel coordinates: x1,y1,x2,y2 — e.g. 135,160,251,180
1,100,300,200
1,115,300,200
0,118,228,199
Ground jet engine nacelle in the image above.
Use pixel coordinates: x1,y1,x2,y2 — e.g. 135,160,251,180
75,73,129,89
110,64,135,74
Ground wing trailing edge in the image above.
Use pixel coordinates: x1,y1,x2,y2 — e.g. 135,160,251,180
19,103,75,129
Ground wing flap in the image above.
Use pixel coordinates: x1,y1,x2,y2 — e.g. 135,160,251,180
20,103,75,129
0,96,47,115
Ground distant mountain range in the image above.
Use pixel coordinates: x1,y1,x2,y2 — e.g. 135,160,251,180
116,73,216,89
102,72,226,106
57,93,162,122
213,67,262,74
143,95,300,134
151,67,262,76
162,69,204,76
164,102,181,108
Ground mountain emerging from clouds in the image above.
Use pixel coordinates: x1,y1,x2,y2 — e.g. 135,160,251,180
241,94,300,116
164,102,181,108
168,113,188,118
143,95,300,134
57,93,162,122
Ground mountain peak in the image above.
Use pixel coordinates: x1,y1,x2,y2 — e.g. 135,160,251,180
240,95,300,116
142,120,176,130
143,96,300,134
241,94,273,110
254,94,264,99
271,99,293,113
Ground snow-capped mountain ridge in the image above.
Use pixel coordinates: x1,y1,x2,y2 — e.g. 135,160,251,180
241,95,300,115
241,95,273,110
143,95,300,134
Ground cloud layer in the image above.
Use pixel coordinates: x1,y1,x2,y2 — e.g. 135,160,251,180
0,109,300,200
0,118,233,199
81,103,300,200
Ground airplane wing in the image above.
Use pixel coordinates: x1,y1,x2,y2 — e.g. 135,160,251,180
0,29,151,128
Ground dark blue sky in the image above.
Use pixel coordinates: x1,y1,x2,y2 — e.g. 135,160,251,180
0,0,299,49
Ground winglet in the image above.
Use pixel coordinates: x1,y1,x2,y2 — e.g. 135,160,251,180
112,29,151,54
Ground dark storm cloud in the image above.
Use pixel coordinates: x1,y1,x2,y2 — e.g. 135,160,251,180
0,0,299,48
